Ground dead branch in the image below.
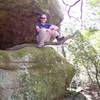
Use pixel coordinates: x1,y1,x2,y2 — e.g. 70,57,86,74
67,0,81,18
80,0,83,19
62,0,68,6
62,0,83,24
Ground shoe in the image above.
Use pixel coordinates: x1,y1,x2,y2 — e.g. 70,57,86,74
57,36,65,42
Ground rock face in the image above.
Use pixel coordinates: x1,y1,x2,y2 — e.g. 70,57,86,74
0,0,63,49
0,46,74,100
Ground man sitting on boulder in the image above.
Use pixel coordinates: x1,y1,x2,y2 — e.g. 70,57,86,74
35,14,65,47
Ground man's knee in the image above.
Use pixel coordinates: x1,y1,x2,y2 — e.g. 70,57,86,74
50,30,59,38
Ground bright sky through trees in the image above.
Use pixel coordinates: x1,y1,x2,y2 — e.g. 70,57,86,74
58,0,100,32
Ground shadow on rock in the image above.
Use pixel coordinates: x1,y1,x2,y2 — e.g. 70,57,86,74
64,90,87,100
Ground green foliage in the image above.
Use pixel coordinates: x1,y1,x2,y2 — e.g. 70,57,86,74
66,29,100,86
87,0,100,6
82,29,100,52
67,29,99,65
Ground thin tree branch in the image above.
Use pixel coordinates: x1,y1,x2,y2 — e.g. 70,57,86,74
61,45,66,57
80,0,83,19
62,0,84,27
62,0,68,6
67,0,81,18
80,0,83,28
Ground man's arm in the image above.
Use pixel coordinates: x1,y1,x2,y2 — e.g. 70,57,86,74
34,25,41,37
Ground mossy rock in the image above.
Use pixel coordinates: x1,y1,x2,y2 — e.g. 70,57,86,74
0,46,74,100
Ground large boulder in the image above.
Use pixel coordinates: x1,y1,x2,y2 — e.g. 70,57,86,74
0,46,74,100
0,0,63,49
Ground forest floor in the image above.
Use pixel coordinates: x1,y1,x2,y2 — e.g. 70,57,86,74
63,84,100,100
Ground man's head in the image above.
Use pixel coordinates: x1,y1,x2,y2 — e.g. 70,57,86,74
40,14,47,23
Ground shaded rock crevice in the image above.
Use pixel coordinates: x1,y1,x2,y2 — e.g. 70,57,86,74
0,0,63,50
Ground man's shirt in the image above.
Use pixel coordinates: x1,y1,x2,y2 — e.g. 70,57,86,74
36,22,52,29
35,22,52,36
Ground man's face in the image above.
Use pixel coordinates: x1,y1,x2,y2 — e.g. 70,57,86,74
40,14,47,23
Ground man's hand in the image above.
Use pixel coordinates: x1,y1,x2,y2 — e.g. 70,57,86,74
50,25,59,31
36,26,41,32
